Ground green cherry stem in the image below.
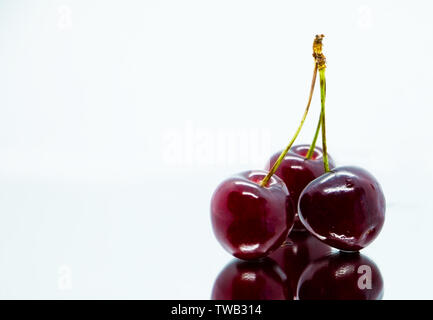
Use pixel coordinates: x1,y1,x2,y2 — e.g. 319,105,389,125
305,109,322,159
259,63,318,187
306,34,330,171
306,34,326,160
319,67,330,172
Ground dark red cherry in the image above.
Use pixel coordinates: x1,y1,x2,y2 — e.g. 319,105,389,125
297,252,384,300
212,258,292,300
298,166,385,251
266,144,335,231
269,233,333,297
211,170,295,260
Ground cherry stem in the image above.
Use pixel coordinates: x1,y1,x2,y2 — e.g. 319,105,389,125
306,34,330,172
259,63,318,187
305,109,322,159
319,67,330,172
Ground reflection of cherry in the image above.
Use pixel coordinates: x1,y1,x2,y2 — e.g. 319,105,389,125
212,258,293,300
266,144,335,231
211,170,295,260
297,252,384,300
269,232,333,295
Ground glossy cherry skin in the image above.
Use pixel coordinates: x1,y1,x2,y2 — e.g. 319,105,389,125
297,252,384,300
212,258,292,300
298,166,385,251
269,233,333,297
266,144,335,231
211,170,295,260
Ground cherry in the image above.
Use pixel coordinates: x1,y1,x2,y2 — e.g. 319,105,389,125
211,258,292,300
269,233,333,296
211,170,295,260
266,144,335,231
297,252,384,300
298,166,385,251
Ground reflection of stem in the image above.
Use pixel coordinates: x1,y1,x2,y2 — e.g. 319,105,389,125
259,64,318,187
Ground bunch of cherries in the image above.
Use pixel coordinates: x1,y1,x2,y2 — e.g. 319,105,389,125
210,35,386,262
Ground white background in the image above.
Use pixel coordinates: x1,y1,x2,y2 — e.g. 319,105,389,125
0,0,432,299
